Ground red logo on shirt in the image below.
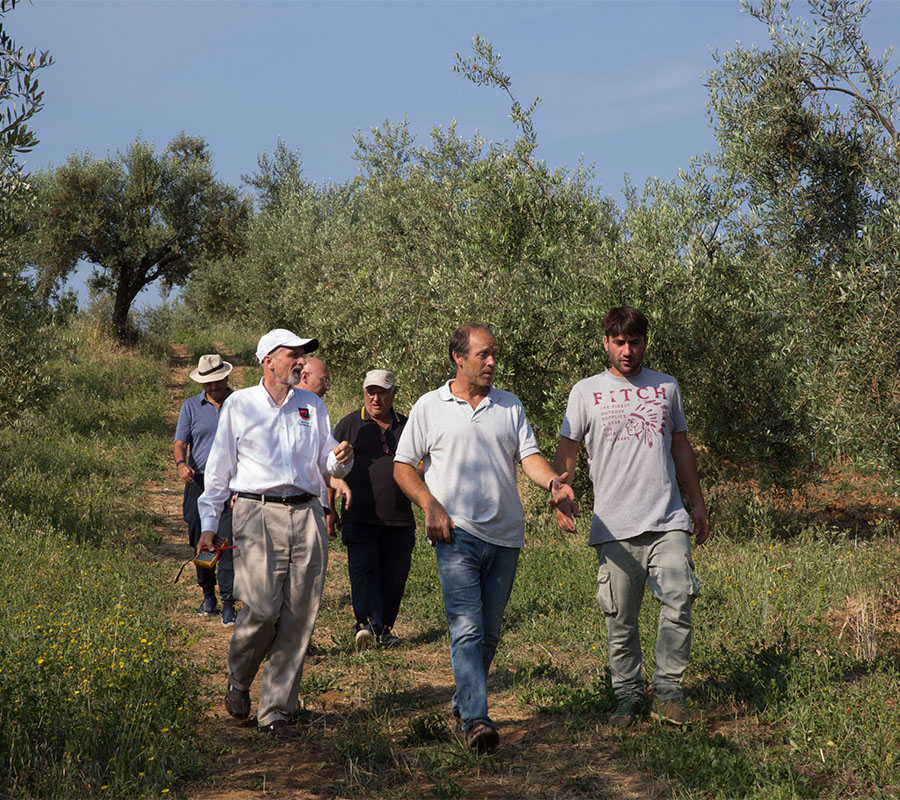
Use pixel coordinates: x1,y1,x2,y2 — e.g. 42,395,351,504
298,408,310,420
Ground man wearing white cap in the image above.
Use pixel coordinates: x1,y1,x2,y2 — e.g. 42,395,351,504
198,328,355,739
332,369,416,649
174,353,236,624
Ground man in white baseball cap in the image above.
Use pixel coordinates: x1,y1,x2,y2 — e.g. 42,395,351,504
254,328,319,363
198,329,354,739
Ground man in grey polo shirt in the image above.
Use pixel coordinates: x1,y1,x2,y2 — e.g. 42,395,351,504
394,323,575,753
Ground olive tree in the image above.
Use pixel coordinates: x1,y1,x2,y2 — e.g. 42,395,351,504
25,134,249,342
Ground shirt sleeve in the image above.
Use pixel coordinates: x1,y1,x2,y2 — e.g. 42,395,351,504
174,400,192,444
558,383,586,443
318,402,352,479
197,400,237,533
514,401,541,461
669,380,688,433
394,398,426,467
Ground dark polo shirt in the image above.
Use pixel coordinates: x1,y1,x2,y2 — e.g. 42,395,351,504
334,407,415,528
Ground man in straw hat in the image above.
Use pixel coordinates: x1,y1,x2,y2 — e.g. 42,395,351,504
174,353,236,625
198,329,355,739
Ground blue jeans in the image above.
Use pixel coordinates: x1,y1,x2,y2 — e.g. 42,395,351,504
434,527,520,733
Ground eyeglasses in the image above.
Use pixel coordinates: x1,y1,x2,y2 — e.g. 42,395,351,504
378,427,390,455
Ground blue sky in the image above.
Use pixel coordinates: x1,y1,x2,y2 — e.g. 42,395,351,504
11,0,900,306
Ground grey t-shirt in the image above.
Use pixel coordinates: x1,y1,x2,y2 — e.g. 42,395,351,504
559,368,692,545
395,381,541,548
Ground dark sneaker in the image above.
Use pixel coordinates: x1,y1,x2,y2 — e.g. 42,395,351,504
377,627,401,648
355,624,375,650
258,719,300,739
466,721,499,753
197,593,217,616
651,696,697,726
224,683,250,719
609,694,642,727
222,602,236,627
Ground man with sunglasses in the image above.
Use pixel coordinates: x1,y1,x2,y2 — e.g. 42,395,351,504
332,370,416,649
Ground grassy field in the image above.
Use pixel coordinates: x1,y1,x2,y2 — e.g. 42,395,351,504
1,321,899,799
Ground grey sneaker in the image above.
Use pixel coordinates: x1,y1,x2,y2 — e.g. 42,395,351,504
609,694,642,727
377,627,401,648
355,624,375,650
224,683,250,719
650,696,697,725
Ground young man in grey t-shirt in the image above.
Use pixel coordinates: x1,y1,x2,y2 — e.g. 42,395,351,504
553,306,710,726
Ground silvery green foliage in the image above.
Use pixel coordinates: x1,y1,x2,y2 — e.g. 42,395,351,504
705,0,900,473
191,10,900,483
0,0,53,242
24,134,250,342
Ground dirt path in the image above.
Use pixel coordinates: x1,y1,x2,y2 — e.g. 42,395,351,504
141,346,666,800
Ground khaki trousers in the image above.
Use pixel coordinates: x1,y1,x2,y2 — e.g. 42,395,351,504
595,530,699,702
227,496,328,727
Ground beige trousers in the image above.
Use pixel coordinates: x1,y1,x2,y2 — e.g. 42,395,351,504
227,496,328,727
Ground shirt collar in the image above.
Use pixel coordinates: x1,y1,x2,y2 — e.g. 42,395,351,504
256,378,294,408
361,405,400,423
438,380,494,406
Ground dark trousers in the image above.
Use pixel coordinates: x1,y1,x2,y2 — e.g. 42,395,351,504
341,523,415,633
183,473,234,601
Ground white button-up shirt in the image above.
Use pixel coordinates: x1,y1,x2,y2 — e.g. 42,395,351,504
198,380,351,533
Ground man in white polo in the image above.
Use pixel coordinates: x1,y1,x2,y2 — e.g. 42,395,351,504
394,323,575,753
198,328,354,739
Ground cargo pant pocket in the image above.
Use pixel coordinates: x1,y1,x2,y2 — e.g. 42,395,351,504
595,564,617,615
687,554,700,599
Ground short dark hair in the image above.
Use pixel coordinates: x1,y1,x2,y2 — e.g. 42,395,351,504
448,323,493,363
602,306,648,338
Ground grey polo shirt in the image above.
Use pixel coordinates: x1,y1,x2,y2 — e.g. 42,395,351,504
395,381,541,548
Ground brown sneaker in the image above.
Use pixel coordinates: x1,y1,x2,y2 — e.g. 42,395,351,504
224,683,250,719
650,697,697,725
609,694,642,727
258,719,300,739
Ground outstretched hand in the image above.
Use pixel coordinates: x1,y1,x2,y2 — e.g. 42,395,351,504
548,472,579,532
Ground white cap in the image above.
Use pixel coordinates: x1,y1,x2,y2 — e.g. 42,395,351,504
255,328,319,363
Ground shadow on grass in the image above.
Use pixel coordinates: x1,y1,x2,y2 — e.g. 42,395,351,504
616,724,822,799
699,630,799,710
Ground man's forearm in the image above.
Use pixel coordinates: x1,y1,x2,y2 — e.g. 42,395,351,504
553,437,580,483
520,453,562,491
393,461,433,509
671,433,705,509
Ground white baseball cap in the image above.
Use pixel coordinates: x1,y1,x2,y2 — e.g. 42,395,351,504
255,328,319,363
